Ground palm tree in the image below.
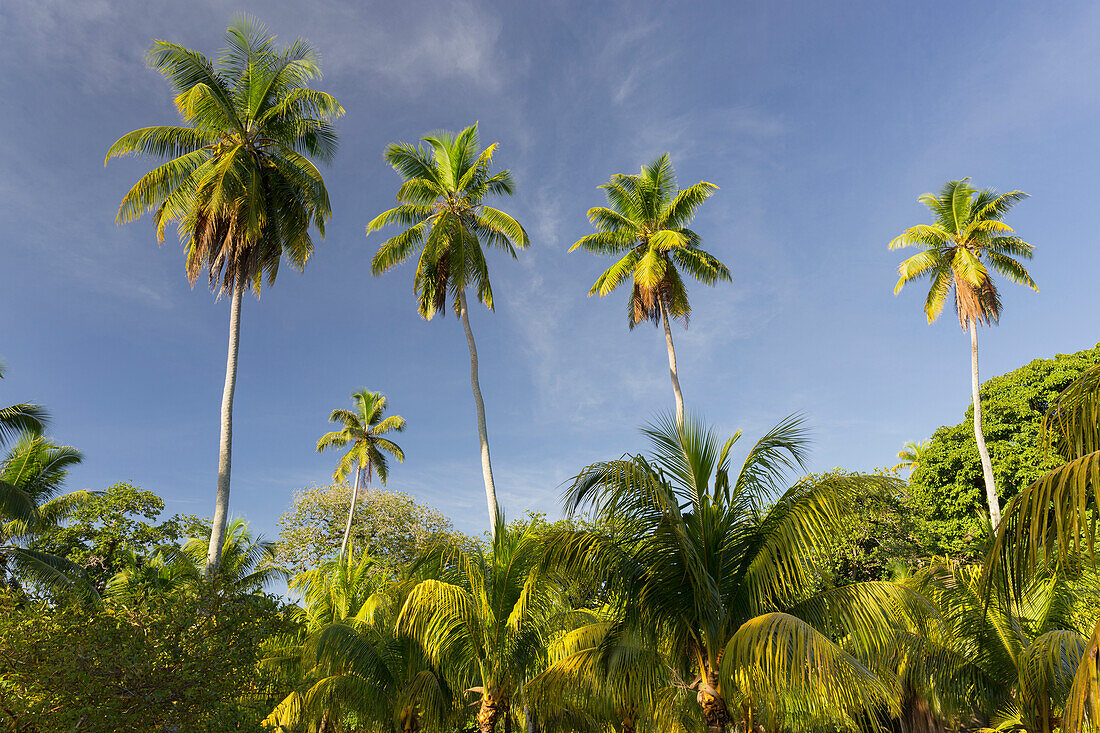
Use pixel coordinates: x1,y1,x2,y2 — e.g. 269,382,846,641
545,414,923,733
317,390,406,562
0,432,92,597
903,560,1089,733
397,516,549,732
106,18,343,576
891,179,1037,529
570,155,731,423
367,123,529,537
106,518,285,602
266,551,459,733
983,365,1100,733
894,439,931,475
527,608,669,732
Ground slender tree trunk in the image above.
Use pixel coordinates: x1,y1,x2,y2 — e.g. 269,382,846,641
205,281,243,577
659,298,685,424
457,289,500,537
524,705,539,733
969,320,1001,529
339,465,362,561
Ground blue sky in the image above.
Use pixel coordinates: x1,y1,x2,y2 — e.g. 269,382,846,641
1,0,1097,539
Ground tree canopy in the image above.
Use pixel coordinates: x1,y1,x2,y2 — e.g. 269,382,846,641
909,343,1100,557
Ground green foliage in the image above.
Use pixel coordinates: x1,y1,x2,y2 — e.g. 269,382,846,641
0,431,94,600
367,123,529,319
275,483,458,575
910,344,1100,558
0,587,292,732
106,16,343,296
549,414,924,730
571,153,730,329
32,481,184,589
808,468,924,586
890,179,1036,327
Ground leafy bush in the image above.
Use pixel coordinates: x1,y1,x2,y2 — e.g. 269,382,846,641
0,588,294,732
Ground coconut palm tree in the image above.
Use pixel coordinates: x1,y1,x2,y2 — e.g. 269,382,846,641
0,432,92,597
902,560,1090,733
570,155,730,423
890,179,1036,529
317,390,406,562
397,515,549,732
894,439,931,475
106,18,343,576
527,608,670,732
266,551,458,733
367,123,529,537
545,414,924,733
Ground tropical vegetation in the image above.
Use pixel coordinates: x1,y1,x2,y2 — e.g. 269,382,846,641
5,13,1100,733
366,123,529,538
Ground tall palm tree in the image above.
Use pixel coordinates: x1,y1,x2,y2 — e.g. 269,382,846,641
894,439,931,475
891,179,1037,529
317,390,406,562
367,123,529,537
546,414,924,733
106,18,343,576
397,516,549,732
570,155,731,423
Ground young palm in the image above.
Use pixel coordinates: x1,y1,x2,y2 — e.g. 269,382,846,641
367,123,529,537
904,560,1089,733
0,360,48,533
0,433,92,597
527,608,669,732
317,390,406,562
893,439,931,475
891,179,1037,528
398,517,549,733
546,414,924,733
106,18,343,576
266,556,458,733
570,155,731,423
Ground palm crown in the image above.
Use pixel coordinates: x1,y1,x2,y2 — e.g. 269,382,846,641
548,414,920,730
105,17,343,294
570,154,730,328
317,390,405,486
890,179,1037,328
368,123,530,319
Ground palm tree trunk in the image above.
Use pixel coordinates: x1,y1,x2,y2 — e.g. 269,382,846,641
477,694,504,733
697,670,729,733
457,288,500,537
205,281,243,577
969,319,1001,529
659,298,685,424
339,465,362,561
